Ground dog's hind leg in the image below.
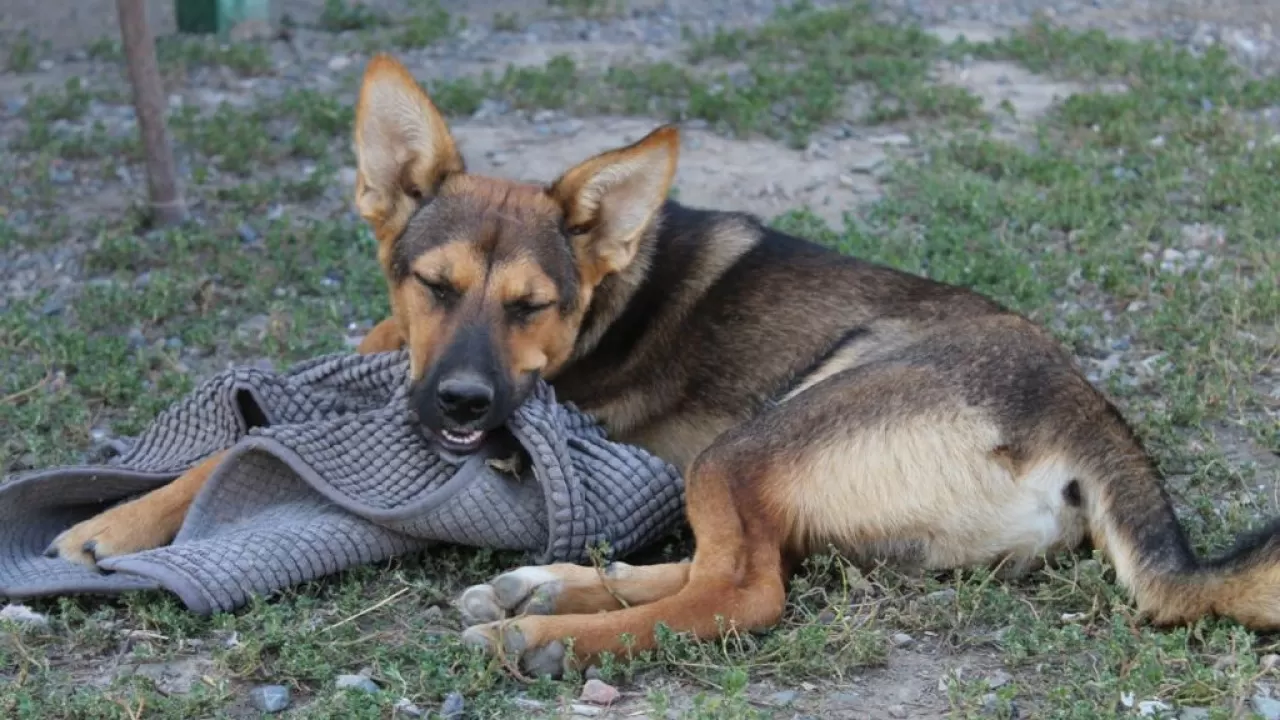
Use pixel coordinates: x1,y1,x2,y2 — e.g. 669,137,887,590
458,358,1090,678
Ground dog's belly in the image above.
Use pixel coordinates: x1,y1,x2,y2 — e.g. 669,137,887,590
769,407,1090,576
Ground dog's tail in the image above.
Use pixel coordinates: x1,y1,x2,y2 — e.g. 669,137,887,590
1078,408,1280,631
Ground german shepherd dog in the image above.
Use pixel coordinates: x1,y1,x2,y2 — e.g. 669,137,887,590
51,54,1280,678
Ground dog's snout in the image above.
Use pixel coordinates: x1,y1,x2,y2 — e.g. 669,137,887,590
436,375,494,424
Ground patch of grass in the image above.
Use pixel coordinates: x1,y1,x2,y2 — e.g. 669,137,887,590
318,0,388,32
425,1,984,147
492,11,522,32
393,0,463,49
156,36,274,76
5,30,42,73
548,0,624,19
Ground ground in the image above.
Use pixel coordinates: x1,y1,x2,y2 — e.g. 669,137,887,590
1,0,1279,718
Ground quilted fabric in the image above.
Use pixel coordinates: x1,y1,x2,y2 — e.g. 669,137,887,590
0,350,686,615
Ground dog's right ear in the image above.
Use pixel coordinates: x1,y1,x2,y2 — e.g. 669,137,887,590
353,54,463,247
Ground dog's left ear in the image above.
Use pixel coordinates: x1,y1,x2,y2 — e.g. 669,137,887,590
353,54,464,247
549,125,680,282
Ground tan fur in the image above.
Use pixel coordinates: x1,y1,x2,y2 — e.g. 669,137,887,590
49,450,228,567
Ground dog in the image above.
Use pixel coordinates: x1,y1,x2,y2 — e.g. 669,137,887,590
50,53,1280,679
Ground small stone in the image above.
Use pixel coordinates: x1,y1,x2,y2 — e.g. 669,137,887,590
570,705,603,717
888,704,908,718
513,696,546,710
50,168,75,184
249,685,291,713
393,698,423,717
1138,700,1171,716
335,674,379,693
579,678,619,705
328,55,352,71
440,691,465,719
1253,695,1280,720
39,59,55,71
838,174,856,188
584,665,602,681
891,632,914,647
1179,708,1210,720
237,222,259,245
0,604,49,627
925,588,956,603
986,670,1012,689
1261,653,1280,672
768,690,798,706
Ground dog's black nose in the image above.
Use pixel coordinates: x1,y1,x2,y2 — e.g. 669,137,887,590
436,375,494,424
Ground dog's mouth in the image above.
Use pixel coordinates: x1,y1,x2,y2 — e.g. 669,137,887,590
439,427,487,454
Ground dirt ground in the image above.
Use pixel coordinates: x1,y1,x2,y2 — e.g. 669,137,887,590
2,1,1279,718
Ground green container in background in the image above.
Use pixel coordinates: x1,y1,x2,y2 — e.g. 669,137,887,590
175,0,271,36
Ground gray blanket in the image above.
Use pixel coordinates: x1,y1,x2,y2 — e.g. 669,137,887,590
0,350,685,615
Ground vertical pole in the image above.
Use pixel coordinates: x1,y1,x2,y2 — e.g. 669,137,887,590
116,0,187,227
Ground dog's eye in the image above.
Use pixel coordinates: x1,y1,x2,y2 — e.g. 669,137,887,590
415,275,459,307
507,299,554,323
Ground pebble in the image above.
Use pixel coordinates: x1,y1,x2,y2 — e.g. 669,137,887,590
249,685,291,713
768,689,799,706
1253,695,1280,720
888,704,908,718
393,698,423,717
926,588,957,603
986,670,1012,689
1179,709,1210,720
0,604,49,627
335,674,379,693
579,678,620,705
328,55,352,71
237,222,259,245
570,705,603,717
440,691,465,719
891,632,914,646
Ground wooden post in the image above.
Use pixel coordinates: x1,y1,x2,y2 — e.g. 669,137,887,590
116,0,187,227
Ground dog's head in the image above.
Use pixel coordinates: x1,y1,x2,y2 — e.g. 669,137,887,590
352,54,679,455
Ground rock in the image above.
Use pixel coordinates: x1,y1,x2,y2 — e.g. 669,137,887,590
925,588,956,603
237,222,259,245
1137,699,1170,716
583,665,602,680
393,698,423,717
579,678,619,705
39,60,55,71
441,691,465,719
335,674,379,693
888,704,908,718
1179,708,1210,720
986,670,1012,689
513,696,546,710
768,690,798,706
328,55,352,71
570,705,603,717
249,685,291,713
1253,695,1280,720
0,604,49,627
891,632,914,647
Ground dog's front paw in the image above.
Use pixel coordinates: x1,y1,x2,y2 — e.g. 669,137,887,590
44,506,172,568
461,618,568,679
457,566,566,625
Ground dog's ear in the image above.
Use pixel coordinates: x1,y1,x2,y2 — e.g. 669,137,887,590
353,54,463,245
549,125,679,282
